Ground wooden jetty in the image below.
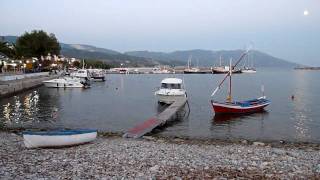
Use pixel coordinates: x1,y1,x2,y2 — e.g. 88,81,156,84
123,98,187,138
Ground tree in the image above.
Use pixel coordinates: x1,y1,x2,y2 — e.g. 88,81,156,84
15,30,60,58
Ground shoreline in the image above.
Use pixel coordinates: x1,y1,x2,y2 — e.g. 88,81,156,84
1,132,319,179
2,128,320,150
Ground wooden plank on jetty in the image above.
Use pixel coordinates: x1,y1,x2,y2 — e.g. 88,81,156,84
123,98,187,138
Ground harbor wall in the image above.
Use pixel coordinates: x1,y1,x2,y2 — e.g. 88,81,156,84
0,73,58,98
0,72,50,81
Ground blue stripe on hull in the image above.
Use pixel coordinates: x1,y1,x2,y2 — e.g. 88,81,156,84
23,129,97,136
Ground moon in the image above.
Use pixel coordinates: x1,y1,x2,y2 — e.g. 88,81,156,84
303,10,309,16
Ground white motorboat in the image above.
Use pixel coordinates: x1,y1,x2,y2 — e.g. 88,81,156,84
70,69,91,79
43,77,89,88
241,52,257,73
241,68,257,73
88,69,106,81
23,129,97,148
155,78,187,104
152,68,171,74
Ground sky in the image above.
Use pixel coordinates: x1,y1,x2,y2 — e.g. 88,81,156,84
1,0,319,66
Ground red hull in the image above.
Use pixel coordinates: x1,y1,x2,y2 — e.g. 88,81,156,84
211,98,270,114
212,104,268,114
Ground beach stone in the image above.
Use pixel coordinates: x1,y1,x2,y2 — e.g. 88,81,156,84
143,136,155,141
150,165,159,172
272,149,286,155
253,142,265,146
241,140,248,144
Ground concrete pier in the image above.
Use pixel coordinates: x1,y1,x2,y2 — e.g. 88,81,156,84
124,98,187,138
0,73,58,97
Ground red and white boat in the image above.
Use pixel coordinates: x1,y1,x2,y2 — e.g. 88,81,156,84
210,50,270,114
211,97,270,114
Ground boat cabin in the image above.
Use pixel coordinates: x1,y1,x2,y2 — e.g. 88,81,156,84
160,78,183,89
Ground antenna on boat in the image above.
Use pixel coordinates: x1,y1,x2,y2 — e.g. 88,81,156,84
261,84,265,98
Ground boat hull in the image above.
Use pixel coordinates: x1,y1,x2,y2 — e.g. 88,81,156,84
211,98,270,114
23,129,97,148
212,69,242,74
241,69,257,73
183,71,207,74
156,94,186,104
91,76,105,81
43,82,84,88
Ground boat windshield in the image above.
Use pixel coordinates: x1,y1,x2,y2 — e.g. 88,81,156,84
161,83,181,89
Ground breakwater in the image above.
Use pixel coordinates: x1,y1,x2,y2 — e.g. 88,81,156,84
0,73,58,98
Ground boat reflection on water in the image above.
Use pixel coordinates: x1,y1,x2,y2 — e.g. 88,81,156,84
212,110,269,125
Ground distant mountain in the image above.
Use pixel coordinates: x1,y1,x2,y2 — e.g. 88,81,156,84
0,36,17,44
60,47,157,67
1,35,299,67
60,43,120,55
125,49,300,68
0,36,158,67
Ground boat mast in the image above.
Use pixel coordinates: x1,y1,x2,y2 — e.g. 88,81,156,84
187,55,192,69
227,59,232,102
211,49,249,97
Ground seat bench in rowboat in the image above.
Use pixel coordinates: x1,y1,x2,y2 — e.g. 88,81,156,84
23,129,97,148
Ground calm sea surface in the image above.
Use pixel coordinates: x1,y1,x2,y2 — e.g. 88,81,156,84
1,69,320,143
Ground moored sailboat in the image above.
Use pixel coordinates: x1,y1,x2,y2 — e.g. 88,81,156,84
210,50,270,114
183,56,206,74
241,52,257,73
212,56,242,74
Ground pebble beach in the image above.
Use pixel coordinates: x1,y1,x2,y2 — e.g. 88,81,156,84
0,132,320,179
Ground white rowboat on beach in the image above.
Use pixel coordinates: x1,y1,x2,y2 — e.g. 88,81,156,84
23,129,97,148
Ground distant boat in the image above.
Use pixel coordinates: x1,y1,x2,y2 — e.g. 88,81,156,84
70,60,92,80
152,67,171,74
70,69,91,79
241,52,257,73
88,69,105,81
155,78,187,104
43,77,90,88
23,129,97,148
210,50,270,114
183,56,206,74
212,66,242,74
212,56,242,74
241,68,257,73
